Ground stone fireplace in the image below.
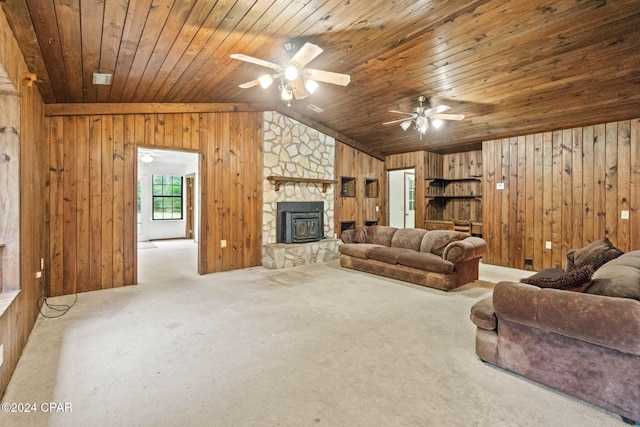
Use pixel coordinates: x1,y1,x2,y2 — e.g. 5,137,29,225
262,112,340,269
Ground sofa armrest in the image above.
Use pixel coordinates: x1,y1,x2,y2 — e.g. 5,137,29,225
493,281,640,356
470,296,497,330
443,236,486,264
341,229,355,243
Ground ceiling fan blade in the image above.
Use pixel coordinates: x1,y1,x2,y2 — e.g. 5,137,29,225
290,42,323,67
304,69,350,86
383,118,413,125
230,53,281,71
434,105,451,113
432,113,465,121
291,79,309,100
388,110,415,116
239,79,261,89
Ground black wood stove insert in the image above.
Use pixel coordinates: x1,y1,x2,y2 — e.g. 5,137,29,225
276,201,324,244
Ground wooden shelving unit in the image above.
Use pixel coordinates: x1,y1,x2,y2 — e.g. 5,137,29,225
340,221,356,234
364,178,379,198
425,176,482,235
334,142,386,235
267,175,337,193
340,176,356,197
425,177,482,204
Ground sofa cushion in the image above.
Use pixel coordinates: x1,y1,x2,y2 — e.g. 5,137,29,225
391,228,428,251
364,225,378,244
352,226,367,243
583,251,640,301
338,243,384,259
396,251,454,273
566,238,623,272
372,226,398,247
368,247,416,264
421,230,468,256
521,265,594,290
340,229,355,243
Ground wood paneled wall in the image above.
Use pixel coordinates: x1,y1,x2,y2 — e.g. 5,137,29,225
47,111,263,296
0,6,49,397
483,119,640,271
386,151,441,228
199,112,263,273
334,142,386,232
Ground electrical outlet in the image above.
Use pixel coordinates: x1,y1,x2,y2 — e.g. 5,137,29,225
621,210,629,219
496,182,505,190
220,239,227,248
36,271,42,278
545,241,552,249
375,206,379,212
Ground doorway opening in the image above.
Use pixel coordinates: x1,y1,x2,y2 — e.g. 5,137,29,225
387,168,415,228
137,148,199,276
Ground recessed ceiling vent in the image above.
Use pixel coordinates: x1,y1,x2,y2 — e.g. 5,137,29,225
307,104,324,113
92,73,112,85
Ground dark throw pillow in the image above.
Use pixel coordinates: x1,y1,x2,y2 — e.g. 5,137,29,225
566,238,623,272
521,265,595,290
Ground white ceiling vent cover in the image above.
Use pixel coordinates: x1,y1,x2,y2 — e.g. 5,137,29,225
92,73,112,85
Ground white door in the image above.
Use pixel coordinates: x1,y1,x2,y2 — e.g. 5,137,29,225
404,172,415,228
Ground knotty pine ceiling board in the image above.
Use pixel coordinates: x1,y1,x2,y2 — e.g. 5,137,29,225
2,0,639,157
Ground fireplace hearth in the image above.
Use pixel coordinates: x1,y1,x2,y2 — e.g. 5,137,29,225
277,202,324,244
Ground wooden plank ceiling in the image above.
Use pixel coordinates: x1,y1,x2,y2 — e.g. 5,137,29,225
3,0,640,158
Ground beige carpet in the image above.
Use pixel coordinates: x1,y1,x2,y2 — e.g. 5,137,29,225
1,240,626,426
137,241,157,249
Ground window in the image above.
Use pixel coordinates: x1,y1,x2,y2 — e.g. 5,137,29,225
407,175,415,211
152,175,183,220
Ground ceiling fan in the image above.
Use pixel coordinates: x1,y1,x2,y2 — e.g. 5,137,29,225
230,41,351,106
138,149,172,164
383,96,465,139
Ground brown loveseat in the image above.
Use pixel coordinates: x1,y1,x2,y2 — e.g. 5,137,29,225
470,250,640,424
339,225,486,291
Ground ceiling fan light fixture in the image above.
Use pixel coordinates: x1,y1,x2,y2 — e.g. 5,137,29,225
141,153,153,163
281,87,293,101
258,74,274,89
432,118,444,129
304,79,318,94
284,65,299,81
400,120,412,131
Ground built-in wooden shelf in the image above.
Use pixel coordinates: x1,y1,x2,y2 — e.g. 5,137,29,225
267,176,338,193
340,221,356,234
364,178,379,198
340,176,356,197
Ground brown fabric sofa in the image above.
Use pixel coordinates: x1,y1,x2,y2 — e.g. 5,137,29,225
470,250,640,424
339,225,486,291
